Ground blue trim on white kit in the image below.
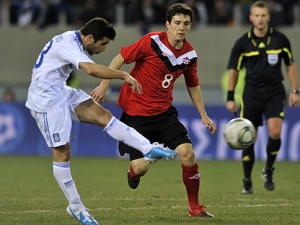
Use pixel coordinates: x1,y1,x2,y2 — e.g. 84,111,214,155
75,30,83,52
103,117,118,132
43,113,53,146
53,162,70,168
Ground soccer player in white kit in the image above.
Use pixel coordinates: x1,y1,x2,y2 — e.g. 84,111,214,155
25,18,177,225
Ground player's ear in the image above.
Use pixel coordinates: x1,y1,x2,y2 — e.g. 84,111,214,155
249,14,253,23
166,21,170,29
87,34,94,44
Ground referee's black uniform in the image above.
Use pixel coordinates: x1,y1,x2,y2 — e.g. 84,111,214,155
227,27,294,127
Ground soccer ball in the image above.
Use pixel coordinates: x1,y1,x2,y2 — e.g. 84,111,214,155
223,118,256,150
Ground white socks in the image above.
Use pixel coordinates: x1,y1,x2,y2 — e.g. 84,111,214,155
103,116,152,154
53,162,84,210
52,117,153,210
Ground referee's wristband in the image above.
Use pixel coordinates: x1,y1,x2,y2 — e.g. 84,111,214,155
227,90,235,101
291,89,300,95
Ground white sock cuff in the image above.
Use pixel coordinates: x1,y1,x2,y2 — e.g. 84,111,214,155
103,116,118,132
53,161,70,168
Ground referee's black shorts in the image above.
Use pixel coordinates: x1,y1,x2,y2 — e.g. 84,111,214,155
118,106,191,161
241,83,286,127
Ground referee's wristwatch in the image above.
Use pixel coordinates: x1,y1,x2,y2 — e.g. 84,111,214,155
291,89,300,95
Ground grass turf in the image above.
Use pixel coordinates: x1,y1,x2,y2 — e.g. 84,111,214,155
0,156,299,225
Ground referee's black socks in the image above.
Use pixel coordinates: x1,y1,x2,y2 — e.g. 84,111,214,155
266,137,281,169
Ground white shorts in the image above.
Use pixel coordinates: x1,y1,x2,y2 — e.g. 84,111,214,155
30,88,91,147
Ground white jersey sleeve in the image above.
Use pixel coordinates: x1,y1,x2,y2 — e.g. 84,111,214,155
26,30,94,112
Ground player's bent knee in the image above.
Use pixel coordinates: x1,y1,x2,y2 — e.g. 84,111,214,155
177,145,194,158
92,107,114,128
52,144,71,162
177,148,195,165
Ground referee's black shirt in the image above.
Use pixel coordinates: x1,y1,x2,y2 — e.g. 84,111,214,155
227,27,294,88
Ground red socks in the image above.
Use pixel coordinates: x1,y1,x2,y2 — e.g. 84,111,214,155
182,163,200,209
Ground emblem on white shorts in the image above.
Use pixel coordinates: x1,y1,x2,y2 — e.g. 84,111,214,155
53,133,60,142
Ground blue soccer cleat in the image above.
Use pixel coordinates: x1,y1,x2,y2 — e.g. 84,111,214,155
67,206,99,225
144,142,177,164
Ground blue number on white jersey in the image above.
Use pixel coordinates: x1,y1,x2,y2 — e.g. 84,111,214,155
34,40,53,68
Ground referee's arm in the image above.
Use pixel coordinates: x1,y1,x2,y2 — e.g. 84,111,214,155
226,69,239,114
228,69,239,93
287,63,300,107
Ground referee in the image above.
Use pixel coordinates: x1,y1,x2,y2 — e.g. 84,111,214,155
226,1,299,194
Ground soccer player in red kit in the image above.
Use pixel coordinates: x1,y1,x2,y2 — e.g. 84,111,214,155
91,3,217,217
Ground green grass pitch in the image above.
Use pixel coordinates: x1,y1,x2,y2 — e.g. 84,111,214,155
0,156,299,225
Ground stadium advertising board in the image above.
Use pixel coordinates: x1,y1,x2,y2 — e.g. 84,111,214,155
0,103,299,161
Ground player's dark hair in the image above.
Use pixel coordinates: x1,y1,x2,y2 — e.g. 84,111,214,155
80,17,116,43
166,3,194,23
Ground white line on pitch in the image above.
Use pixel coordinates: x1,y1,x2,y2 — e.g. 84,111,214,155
0,203,299,214
3,197,293,202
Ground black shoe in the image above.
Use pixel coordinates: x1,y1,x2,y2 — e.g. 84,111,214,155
242,178,253,194
261,167,275,191
127,171,140,189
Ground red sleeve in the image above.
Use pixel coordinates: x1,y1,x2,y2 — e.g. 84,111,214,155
120,34,151,64
184,59,199,87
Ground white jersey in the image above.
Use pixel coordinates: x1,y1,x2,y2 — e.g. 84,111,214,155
25,30,94,112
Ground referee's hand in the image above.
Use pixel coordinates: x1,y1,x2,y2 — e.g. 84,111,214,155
289,93,300,107
226,100,237,115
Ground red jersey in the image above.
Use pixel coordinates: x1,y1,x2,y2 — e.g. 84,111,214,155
118,31,199,116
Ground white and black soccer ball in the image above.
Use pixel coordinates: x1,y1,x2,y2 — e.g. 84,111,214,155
223,118,256,150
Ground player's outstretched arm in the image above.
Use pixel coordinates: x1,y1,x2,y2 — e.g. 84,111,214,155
187,85,217,134
80,62,142,95
79,62,125,79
